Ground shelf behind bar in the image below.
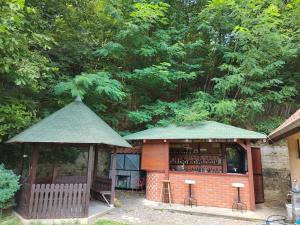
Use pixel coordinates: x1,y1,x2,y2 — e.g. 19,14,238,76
170,163,222,166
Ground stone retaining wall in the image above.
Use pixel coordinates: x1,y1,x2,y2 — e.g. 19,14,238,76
261,142,290,206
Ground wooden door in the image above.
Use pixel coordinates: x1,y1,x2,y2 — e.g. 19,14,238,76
251,147,264,203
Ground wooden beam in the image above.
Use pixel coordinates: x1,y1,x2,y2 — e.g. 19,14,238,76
238,141,256,210
165,142,169,179
111,149,117,206
51,145,59,184
93,145,99,181
29,144,39,185
84,144,95,217
221,143,227,173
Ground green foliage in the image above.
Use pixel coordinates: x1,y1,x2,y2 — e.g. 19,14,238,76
255,117,285,134
0,164,20,209
54,72,125,101
130,2,169,25
1,0,299,145
200,0,299,124
213,100,237,124
0,103,36,141
128,100,189,127
0,0,55,141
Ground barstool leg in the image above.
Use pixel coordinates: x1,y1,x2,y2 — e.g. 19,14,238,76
168,183,172,205
160,182,164,204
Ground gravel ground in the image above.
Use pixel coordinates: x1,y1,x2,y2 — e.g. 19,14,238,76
101,191,262,225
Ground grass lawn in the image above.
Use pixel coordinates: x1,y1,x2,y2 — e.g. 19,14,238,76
0,214,129,225
94,220,130,225
0,214,20,225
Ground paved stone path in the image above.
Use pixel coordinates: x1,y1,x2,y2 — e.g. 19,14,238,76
101,191,262,225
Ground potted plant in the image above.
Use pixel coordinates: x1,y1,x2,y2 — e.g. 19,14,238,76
0,164,20,216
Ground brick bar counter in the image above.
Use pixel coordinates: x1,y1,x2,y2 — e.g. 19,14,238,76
124,121,267,210
146,171,250,209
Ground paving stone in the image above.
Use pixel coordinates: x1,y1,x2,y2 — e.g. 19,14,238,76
100,191,262,225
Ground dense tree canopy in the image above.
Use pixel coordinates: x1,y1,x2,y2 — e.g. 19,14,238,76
1,0,299,142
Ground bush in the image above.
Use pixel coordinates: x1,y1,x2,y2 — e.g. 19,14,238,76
0,164,20,210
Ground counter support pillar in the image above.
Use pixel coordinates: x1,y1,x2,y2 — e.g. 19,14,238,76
239,141,255,211
165,142,169,179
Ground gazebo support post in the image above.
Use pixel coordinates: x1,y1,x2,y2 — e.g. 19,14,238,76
19,143,25,177
29,144,39,186
111,149,117,206
85,144,95,217
93,145,99,182
51,145,59,184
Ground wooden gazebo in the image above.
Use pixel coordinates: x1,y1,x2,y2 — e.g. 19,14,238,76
7,96,131,219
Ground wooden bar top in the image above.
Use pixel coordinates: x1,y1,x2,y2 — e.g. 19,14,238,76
169,170,248,177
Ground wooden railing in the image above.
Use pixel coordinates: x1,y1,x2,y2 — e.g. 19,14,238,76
27,183,87,219
54,175,87,184
91,177,112,204
92,176,112,192
36,175,87,185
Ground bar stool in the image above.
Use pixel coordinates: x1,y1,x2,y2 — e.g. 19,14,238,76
232,182,246,212
184,180,197,207
160,180,172,205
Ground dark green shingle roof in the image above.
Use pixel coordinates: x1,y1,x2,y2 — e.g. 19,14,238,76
7,97,131,148
124,121,266,141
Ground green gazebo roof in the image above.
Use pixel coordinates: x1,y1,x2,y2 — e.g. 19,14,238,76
124,121,266,141
7,97,131,148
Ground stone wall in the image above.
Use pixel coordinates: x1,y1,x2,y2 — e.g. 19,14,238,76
261,142,291,206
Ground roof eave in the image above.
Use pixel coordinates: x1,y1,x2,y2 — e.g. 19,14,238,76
6,140,131,148
125,137,265,141
269,120,300,143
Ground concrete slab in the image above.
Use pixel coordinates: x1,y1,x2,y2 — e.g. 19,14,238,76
13,201,114,225
88,200,114,224
147,200,287,223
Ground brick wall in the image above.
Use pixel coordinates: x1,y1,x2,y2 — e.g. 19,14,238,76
146,171,251,209
146,172,165,202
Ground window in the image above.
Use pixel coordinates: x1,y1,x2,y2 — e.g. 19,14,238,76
111,154,140,171
226,144,246,174
116,154,125,170
125,154,140,171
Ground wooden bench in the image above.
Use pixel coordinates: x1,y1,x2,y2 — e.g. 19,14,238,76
91,177,112,206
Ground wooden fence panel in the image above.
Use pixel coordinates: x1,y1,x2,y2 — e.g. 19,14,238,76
42,184,50,217
47,184,54,218
82,184,87,216
37,184,45,217
28,183,87,219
